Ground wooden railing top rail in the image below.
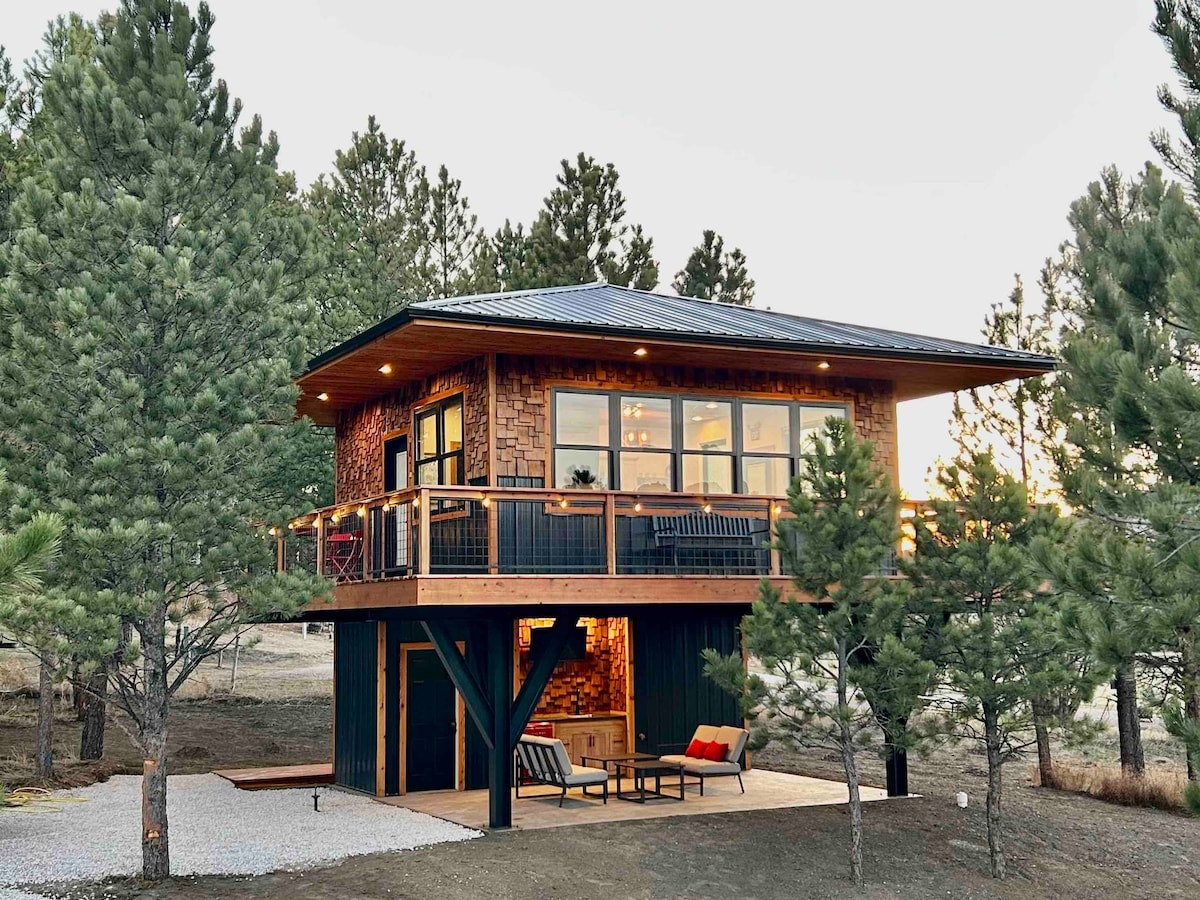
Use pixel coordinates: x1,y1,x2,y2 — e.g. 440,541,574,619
288,484,928,529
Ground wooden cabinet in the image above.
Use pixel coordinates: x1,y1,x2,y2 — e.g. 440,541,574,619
551,717,627,767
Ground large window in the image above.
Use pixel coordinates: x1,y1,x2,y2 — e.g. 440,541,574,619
551,389,848,494
415,395,465,486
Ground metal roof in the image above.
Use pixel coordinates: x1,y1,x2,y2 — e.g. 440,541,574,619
307,281,1056,373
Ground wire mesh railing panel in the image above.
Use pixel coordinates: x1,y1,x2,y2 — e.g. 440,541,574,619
324,514,365,583
428,498,489,574
369,501,414,579
283,526,319,576
614,498,771,576
496,498,607,574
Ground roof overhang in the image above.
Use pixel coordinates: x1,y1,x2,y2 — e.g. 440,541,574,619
296,309,1056,425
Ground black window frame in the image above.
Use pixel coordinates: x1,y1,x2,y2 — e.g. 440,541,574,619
550,387,850,494
414,394,466,487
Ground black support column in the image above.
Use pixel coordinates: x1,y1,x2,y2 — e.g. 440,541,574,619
487,615,514,829
885,744,909,797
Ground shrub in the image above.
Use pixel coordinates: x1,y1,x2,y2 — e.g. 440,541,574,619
1039,762,1186,811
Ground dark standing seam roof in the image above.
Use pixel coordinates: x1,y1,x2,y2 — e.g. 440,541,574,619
306,281,1057,373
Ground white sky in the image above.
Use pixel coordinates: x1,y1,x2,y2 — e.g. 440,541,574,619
3,1,1178,495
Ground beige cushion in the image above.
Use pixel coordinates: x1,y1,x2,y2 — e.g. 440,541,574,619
658,754,688,766
691,725,720,744
714,725,749,762
563,765,609,787
518,735,572,778
681,758,742,775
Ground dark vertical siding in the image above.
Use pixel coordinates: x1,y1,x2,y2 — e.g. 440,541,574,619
334,622,378,793
632,612,743,757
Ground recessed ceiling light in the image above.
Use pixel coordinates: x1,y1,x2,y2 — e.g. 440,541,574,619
317,392,330,401
817,361,831,370
379,363,393,375
633,347,648,357
705,402,719,409
691,415,704,422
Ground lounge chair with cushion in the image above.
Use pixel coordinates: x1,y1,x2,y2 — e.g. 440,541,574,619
659,724,749,795
515,734,609,806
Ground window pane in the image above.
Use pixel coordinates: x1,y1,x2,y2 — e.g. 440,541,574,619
554,449,610,489
555,392,609,447
443,454,463,486
683,399,732,451
741,456,792,495
620,396,672,449
683,454,733,494
417,459,440,486
798,405,848,452
443,400,463,453
620,451,672,492
418,412,438,458
742,403,790,454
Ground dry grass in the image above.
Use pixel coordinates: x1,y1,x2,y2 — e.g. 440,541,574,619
1039,762,1187,811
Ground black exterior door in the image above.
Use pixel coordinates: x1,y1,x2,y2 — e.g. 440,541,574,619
405,649,456,792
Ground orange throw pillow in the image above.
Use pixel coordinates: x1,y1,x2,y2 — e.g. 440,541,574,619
685,739,710,758
702,741,729,762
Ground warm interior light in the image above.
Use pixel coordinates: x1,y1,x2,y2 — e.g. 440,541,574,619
705,402,719,409
378,363,393,375
816,361,831,370
633,347,648,357
317,392,330,402
691,415,704,422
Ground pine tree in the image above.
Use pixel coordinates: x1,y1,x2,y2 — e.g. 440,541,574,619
672,230,755,305
705,419,931,888
0,0,324,878
489,153,659,290
907,454,1073,879
306,115,426,343
413,164,489,299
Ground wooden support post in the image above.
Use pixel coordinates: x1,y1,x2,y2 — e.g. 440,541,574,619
376,621,387,796
421,619,493,748
316,516,326,577
768,499,782,576
418,489,431,575
487,498,499,575
487,616,514,829
509,614,578,748
362,506,373,582
604,494,617,575
275,533,285,573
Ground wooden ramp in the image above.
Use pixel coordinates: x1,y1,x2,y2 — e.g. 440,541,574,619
214,763,334,791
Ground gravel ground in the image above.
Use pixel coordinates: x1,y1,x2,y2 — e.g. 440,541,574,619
0,775,479,888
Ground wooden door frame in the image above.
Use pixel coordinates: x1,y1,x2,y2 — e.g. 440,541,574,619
399,640,467,794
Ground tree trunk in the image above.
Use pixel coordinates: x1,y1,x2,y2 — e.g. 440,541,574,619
1114,663,1145,775
1181,636,1200,783
35,654,54,780
72,661,86,720
836,638,865,888
1031,696,1054,787
79,665,108,761
983,705,1005,879
141,610,170,881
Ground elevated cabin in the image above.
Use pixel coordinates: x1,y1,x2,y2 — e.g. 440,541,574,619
281,282,1054,826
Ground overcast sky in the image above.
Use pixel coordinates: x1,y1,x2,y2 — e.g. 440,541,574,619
4,1,1178,495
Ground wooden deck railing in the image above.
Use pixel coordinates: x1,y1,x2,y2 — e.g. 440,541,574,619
277,485,923,584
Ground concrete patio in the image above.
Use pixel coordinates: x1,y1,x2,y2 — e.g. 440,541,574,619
379,768,891,831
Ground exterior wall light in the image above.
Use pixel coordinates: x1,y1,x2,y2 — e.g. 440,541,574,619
633,347,648,357
317,392,330,401
817,361,831,370
379,364,393,375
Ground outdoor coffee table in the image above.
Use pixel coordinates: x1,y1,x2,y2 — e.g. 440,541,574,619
577,751,658,798
614,759,686,803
